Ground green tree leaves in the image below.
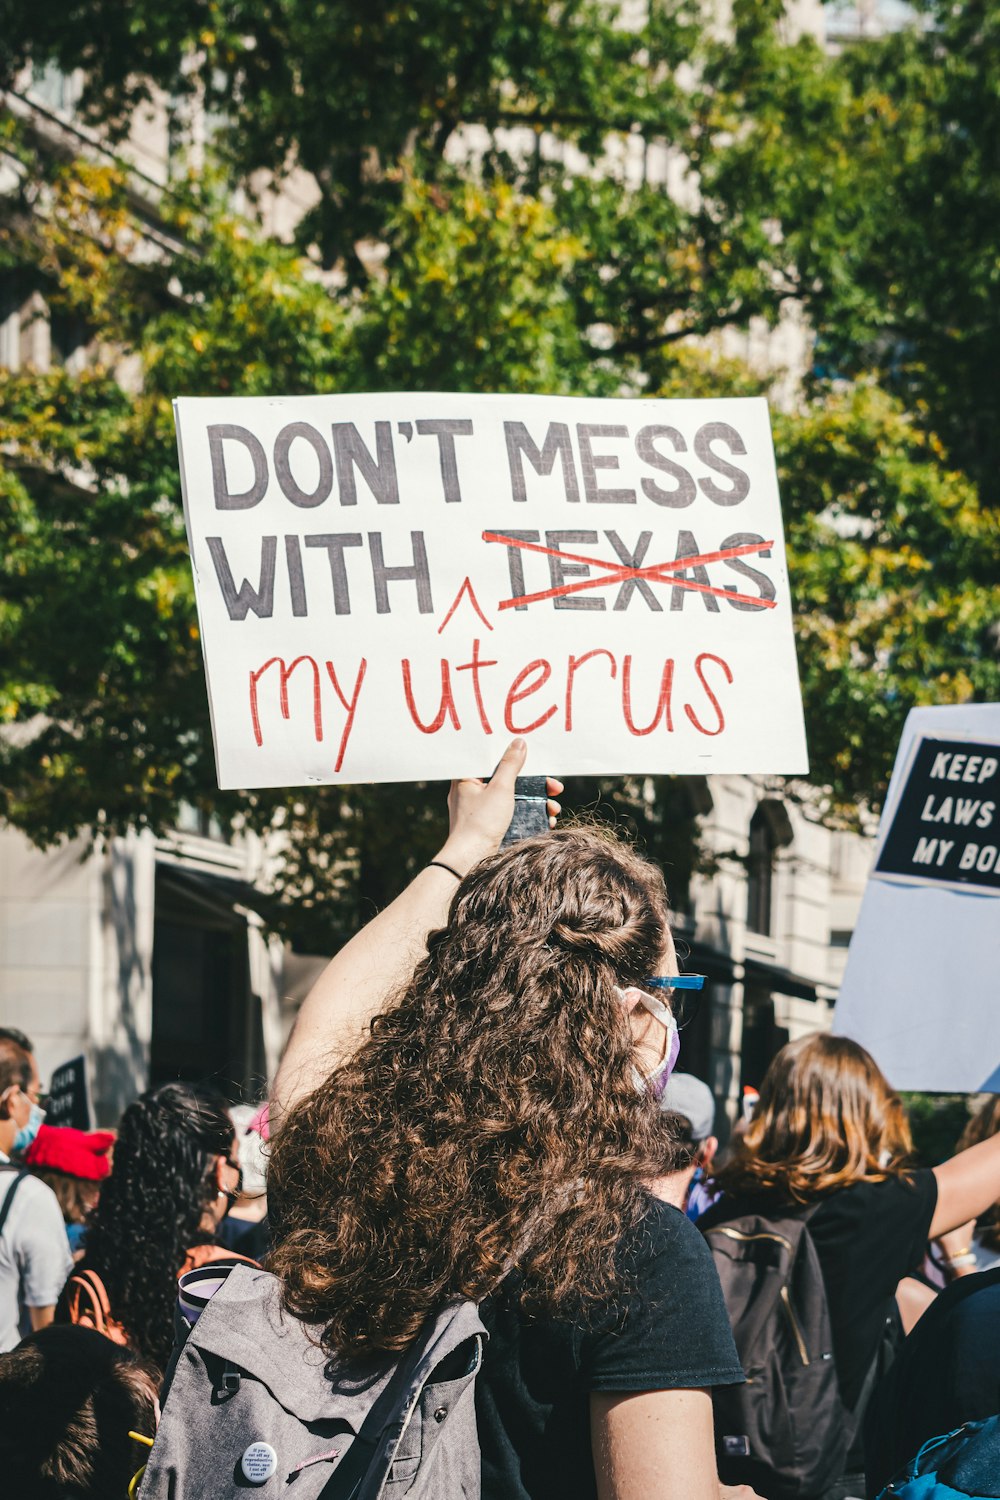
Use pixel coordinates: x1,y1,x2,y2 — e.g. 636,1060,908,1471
3,3,1000,940
776,384,1000,814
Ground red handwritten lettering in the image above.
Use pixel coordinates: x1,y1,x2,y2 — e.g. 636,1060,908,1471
622,655,674,736
401,660,462,733
325,659,368,772
565,650,618,731
504,659,557,734
249,655,323,747
454,637,498,734
684,652,733,736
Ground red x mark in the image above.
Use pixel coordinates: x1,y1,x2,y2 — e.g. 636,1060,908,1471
483,531,777,611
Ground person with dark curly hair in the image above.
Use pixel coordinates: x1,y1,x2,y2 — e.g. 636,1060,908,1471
0,1323,157,1499
268,739,747,1500
56,1081,247,1373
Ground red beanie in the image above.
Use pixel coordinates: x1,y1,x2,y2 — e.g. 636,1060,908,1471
25,1124,115,1181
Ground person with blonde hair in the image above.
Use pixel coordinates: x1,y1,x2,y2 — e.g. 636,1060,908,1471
701,1032,1000,1500
268,740,750,1500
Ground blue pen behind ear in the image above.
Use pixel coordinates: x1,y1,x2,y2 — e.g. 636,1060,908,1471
644,975,707,991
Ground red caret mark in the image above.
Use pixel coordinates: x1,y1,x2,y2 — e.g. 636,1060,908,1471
482,532,777,611
437,577,494,634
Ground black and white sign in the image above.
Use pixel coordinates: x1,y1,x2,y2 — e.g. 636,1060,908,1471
874,737,1000,892
47,1055,92,1131
835,704,1000,1093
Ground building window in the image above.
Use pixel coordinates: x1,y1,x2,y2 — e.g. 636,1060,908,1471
50,307,92,373
0,276,20,371
740,990,790,1093
29,63,83,116
151,869,264,1098
746,805,777,936
175,801,229,842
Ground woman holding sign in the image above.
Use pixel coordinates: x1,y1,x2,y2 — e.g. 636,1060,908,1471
260,739,747,1500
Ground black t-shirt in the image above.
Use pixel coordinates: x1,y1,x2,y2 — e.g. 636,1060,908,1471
217,1213,271,1264
864,1265,1000,1497
808,1172,937,1409
700,1171,938,1411
476,1199,744,1500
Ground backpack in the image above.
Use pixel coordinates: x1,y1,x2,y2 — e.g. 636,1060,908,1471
702,1207,851,1500
874,1417,1000,1499
139,1262,487,1500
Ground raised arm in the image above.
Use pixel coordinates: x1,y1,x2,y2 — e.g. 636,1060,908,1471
273,740,561,1117
930,1129,1000,1239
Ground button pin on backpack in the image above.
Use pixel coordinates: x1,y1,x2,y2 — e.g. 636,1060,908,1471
241,1443,279,1484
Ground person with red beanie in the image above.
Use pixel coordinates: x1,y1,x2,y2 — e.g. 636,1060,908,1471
26,1126,114,1257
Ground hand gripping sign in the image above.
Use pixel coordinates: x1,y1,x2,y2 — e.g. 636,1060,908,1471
173,393,808,788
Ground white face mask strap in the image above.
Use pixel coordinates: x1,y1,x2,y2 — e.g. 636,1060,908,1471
636,990,673,1025
616,985,674,1027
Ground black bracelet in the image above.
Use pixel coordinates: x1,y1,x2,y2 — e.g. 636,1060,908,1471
427,860,463,882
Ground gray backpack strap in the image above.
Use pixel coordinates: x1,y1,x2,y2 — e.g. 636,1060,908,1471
0,1171,27,1238
321,1303,485,1500
316,1318,451,1500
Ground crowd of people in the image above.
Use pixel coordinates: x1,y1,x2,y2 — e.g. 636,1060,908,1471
2,740,999,1499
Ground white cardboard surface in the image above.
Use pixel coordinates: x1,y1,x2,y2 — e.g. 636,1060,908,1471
173,392,808,788
834,704,1000,1092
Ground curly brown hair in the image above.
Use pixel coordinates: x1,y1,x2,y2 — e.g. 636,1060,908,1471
716,1032,914,1204
268,827,677,1359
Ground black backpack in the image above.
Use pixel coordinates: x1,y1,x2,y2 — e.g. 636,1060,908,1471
702,1207,851,1500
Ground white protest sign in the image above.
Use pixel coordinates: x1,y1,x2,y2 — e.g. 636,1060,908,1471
173,393,808,787
834,703,1000,1092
